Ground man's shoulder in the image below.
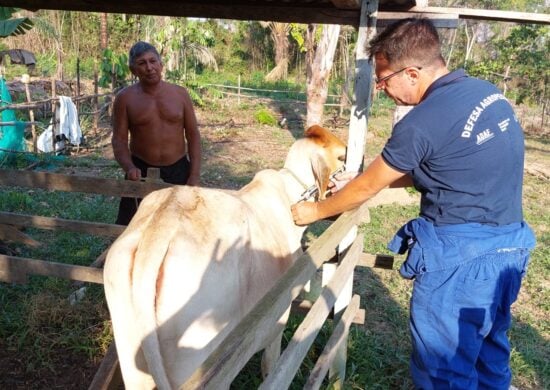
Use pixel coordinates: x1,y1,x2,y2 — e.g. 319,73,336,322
163,81,188,94
115,84,139,101
162,81,192,102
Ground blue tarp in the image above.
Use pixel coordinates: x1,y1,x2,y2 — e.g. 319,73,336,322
0,77,26,162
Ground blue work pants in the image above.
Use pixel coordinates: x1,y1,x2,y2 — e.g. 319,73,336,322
409,248,530,389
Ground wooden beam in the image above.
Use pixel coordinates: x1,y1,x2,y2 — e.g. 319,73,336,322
88,342,123,390
1,0,362,26
0,169,171,198
378,11,459,28
0,223,41,247
0,254,104,284
358,253,394,269
0,212,125,237
291,299,365,324
304,295,361,389
410,6,550,24
330,0,360,10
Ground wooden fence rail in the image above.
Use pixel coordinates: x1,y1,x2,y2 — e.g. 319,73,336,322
0,168,378,389
0,168,170,198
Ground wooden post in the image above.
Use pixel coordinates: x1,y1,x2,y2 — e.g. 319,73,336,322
76,58,81,113
93,68,99,133
22,74,37,153
329,0,378,388
238,74,241,105
51,77,57,152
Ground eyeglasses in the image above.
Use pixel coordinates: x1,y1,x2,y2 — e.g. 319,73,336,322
375,66,422,86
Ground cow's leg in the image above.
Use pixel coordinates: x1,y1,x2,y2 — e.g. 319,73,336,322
261,328,283,379
260,305,291,379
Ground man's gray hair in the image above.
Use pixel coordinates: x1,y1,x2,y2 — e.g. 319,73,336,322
128,41,161,67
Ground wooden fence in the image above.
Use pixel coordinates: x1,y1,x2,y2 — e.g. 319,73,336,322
0,168,392,389
0,76,114,153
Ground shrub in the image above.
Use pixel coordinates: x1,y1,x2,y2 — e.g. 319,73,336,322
254,108,277,126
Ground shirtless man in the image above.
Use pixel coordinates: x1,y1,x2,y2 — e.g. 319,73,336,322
112,41,201,225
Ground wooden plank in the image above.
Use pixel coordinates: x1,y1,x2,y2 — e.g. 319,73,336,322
88,342,123,390
358,253,394,269
378,12,459,28
0,255,104,284
70,247,110,294
0,0,363,26
291,299,365,325
259,235,363,390
0,212,125,237
0,254,28,284
410,6,550,24
0,223,41,247
345,0,376,174
182,205,366,388
0,169,171,198
304,295,361,390
330,0,360,10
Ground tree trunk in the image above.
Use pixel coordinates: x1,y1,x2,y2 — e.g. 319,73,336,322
306,24,341,128
100,13,108,50
464,22,477,66
264,22,290,82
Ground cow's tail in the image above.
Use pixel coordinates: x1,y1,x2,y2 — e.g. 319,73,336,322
131,192,179,390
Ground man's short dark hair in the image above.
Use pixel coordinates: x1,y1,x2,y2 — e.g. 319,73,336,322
367,18,445,68
129,41,161,67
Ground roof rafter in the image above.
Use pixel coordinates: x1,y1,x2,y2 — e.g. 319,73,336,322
2,1,548,26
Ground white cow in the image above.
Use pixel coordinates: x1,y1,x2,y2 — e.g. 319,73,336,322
103,125,346,389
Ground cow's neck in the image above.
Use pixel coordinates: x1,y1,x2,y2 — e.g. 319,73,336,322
281,140,318,204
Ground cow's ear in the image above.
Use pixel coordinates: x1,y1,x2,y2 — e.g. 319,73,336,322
310,151,331,201
305,125,346,150
304,125,328,146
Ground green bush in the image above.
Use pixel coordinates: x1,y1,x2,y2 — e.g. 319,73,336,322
254,107,277,126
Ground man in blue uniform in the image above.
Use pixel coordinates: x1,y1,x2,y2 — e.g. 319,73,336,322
291,18,535,389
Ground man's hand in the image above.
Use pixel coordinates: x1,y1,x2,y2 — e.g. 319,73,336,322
328,171,358,194
127,167,141,181
291,201,319,226
186,175,200,186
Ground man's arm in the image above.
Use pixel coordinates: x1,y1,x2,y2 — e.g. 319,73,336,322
291,155,407,225
111,92,141,181
182,89,201,186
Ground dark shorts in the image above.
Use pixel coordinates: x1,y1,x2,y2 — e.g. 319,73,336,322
115,155,191,225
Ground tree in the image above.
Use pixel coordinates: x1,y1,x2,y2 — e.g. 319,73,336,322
0,7,33,38
261,21,291,82
154,18,218,81
306,24,341,127
100,13,108,50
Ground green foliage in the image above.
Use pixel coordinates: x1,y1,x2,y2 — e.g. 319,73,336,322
254,107,277,126
98,48,129,88
289,23,307,52
463,23,549,105
0,7,33,38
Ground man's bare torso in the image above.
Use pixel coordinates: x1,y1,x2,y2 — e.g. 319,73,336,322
123,81,188,166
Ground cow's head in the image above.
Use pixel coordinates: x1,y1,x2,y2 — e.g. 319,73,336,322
303,125,346,200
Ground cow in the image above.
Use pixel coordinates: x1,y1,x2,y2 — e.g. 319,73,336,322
103,125,346,389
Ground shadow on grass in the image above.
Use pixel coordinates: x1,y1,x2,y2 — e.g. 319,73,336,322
347,266,413,390
509,317,550,389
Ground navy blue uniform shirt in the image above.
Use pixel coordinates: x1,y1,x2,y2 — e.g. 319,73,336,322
381,69,524,226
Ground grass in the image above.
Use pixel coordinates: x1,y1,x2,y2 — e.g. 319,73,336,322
0,97,548,389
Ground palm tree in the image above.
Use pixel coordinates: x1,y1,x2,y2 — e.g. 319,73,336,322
261,21,291,82
0,7,33,38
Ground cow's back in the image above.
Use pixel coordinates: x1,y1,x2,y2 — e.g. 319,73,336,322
105,180,300,388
